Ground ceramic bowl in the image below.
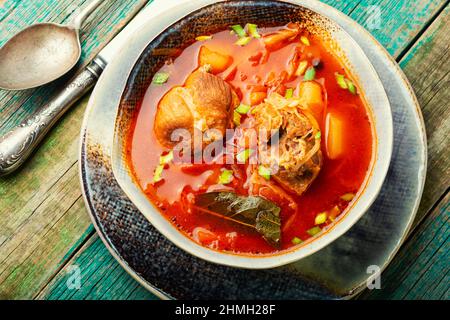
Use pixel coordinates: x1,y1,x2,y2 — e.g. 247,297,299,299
111,0,393,269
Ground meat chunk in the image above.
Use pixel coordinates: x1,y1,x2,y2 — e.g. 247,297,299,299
154,70,238,149
154,87,194,147
252,93,322,196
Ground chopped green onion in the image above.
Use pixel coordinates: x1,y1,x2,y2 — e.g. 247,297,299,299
231,24,247,38
236,149,253,163
153,151,173,182
307,226,322,236
285,88,294,99
218,169,234,184
335,73,348,89
341,193,355,201
258,165,271,180
346,79,357,94
304,67,316,81
196,35,213,41
315,131,321,139
235,36,251,46
153,164,164,182
235,104,250,114
152,72,170,85
300,36,310,46
336,73,357,94
159,151,173,165
247,23,261,38
233,111,241,126
291,237,303,245
315,212,327,225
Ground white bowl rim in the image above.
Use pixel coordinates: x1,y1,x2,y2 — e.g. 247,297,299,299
110,0,394,269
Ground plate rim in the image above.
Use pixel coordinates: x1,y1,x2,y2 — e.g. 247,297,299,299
78,0,427,299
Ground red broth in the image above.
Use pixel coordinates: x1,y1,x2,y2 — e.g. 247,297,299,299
126,25,374,254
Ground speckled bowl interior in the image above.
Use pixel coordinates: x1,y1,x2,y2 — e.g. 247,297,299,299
111,0,393,269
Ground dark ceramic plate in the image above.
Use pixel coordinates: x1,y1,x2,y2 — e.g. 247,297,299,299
79,0,426,299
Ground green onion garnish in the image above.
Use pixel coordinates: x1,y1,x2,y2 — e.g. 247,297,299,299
218,169,234,184
292,237,303,245
341,193,355,201
231,25,247,38
153,151,173,182
307,226,322,236
304,67,316,81
258,165,271,180
195,35,213,41
315,131,321,139
285,88,294,99
236,149,253,163
153,164,164,183
233,111,241,126
335,73,348,89
247,23,261,38
159,151,173,165
335,73,357,94
152,72,170,85
314,212,327,225
235,104,251,114
346,79,357,94
235,36,251,46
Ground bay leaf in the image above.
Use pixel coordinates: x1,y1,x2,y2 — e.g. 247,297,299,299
194,192,281,247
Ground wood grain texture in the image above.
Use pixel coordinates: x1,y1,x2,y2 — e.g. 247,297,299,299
399,5,450,227
0,0,448,300
0,0,148,299
0,95,93,299
348,0,447,57
362,192,449,300
360,6,450,299
37,235,157,300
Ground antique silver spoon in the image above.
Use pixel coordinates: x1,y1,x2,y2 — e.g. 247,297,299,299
0,0,104,90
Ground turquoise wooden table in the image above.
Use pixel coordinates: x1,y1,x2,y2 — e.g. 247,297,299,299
0,0,448,300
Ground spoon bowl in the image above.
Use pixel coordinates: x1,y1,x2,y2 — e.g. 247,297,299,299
0,24,81,90
0,0,104,91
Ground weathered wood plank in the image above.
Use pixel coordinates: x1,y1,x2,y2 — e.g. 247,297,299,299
399,5,450,227
36,236,156,300
0,96,94,299
0,0,448,300
362,192,449,300
0,0,148,299
348,0,447,57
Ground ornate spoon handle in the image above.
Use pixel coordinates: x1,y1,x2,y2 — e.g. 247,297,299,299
0,58,105,176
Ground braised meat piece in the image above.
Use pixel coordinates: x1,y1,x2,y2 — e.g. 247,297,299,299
252,93,322,196
154,69,239,150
